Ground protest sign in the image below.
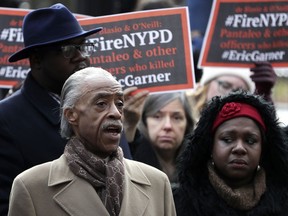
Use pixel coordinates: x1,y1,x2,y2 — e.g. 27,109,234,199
0,7,194,93
80,7,194,93
199,0,288,68
0,7,29,88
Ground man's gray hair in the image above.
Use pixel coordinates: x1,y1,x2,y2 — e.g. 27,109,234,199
59,67,113,138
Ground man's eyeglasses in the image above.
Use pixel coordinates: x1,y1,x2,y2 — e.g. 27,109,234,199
61,43,95,59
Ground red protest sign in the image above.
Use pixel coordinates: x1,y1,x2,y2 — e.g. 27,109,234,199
80,7,195,93
199,0,288,68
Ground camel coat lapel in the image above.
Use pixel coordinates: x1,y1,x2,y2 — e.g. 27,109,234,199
48,155,109,216
50,156,152,216
119,160,151,216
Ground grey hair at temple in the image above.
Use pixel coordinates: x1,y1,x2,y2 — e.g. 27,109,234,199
59,67,114,138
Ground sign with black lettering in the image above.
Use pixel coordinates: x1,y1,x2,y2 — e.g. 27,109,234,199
0,7,195,93
199,0,288,68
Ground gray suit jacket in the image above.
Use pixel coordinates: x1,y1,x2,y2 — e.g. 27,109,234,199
8,155,176,216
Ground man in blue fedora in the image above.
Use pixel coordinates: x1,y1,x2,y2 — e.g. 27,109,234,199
0,4,130,215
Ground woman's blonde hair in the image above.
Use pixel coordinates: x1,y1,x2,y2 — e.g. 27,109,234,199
187,84,210,121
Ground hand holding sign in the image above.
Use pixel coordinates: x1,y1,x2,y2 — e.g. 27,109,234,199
123,87,149,142
250,61,276,102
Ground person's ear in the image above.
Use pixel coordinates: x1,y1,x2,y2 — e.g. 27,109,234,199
64,108,78,125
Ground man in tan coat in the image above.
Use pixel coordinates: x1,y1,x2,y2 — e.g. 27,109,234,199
8,67,176,216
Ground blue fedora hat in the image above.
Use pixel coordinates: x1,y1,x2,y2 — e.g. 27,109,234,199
9,3,102,62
